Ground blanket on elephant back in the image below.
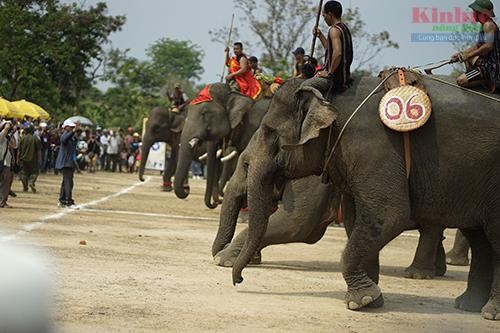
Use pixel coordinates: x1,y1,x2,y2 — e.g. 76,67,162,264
190,85,213,105
378,68,431,132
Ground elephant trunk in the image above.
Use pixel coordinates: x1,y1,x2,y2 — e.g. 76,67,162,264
212,178,245,256
204,141,219,209
232,163,274,285
138,136,153,182
174,138,195,199
218,152,238,197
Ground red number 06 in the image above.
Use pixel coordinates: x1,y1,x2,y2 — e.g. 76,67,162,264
384,93,423,121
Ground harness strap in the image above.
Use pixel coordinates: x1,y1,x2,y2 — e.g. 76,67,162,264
397,69,412,179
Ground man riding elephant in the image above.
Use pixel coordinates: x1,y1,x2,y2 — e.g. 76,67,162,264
167,83,190,113
313,0,354,97
453,0,499,92
225,42,262,99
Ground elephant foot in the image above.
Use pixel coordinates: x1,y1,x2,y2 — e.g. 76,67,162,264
455,289,488,312
345,284,382,310
481,298,500,320
446,253,470,266
404,265,435,279
214,245,262,267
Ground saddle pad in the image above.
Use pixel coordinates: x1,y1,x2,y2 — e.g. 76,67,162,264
379,85,432,132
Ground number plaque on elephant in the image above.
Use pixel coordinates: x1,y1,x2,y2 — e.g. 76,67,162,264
379,86,432,132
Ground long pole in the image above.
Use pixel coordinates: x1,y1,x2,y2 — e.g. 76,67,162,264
220,14,235,82
310,0,324,59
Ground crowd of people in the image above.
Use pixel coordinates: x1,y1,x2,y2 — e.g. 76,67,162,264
0,117,142,208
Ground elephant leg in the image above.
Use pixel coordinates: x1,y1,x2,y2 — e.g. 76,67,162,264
342,199,409,311
162,148,176,192
342,194,380,285
405,224,445,279
480,224,500,320
455,228,493,314
446,230,470,266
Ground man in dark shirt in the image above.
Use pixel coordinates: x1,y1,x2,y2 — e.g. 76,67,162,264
168,83,190,112
292,47,306,77
19,126,42,193
454,0,499,92
55,120,79,208
313,0,353,96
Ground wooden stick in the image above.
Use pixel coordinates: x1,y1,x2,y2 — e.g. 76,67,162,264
220,14,235,82
310,0,324,58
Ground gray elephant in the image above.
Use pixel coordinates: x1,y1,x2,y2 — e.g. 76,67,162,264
213,175,339,267
230,76,500,320
139,107,205,192
173,83,271,208
213,129,446,280
446,230,471,266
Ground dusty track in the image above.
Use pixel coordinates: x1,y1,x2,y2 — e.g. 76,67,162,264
0,172,496,332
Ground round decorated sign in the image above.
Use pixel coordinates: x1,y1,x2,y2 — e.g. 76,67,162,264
379,86,432,132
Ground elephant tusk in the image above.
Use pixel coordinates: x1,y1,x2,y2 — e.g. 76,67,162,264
198,153,208,161
220,150,238,162
216,149,223,158
188,138,200,149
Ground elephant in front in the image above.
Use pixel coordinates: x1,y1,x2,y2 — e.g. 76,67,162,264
213,119,446,279
139,107,205,191
230,76,500,320
174,83,271,208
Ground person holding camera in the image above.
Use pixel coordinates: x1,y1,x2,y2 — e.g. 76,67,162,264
0,121,16,208
55,120,79,209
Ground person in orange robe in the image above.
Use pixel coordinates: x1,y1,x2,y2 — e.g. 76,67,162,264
225,42,262,99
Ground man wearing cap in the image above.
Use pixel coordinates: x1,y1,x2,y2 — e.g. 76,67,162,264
313,0,353,96
292,47,306,77
225,42,262,99
167,83,190,113
55,120,79,208
453,0,499,91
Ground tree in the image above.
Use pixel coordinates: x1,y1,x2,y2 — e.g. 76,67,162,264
0,0,125,118
97,38,205,129
210,1,399,76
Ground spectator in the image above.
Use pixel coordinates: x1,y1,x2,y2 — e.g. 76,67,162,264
106,131,120,172
55,120,79,209
0,121,16,208
100,130,110,171
18,125,42,193
87,135,100,173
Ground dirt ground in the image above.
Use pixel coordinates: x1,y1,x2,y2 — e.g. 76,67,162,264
0,172,497,332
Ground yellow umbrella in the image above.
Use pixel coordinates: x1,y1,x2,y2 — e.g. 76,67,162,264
0,98,23,119
0,98,14,117
29,102,50,120
12,100,40,119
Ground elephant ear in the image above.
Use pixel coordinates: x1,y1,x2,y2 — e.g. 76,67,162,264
281,86,338,150
170,111,186,133
226,92,255,129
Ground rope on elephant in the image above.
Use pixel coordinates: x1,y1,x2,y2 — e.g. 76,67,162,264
321,68,399,177
422,75,500,103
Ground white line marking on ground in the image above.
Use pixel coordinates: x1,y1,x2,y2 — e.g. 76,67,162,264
0,177,151,242
80,208,219,222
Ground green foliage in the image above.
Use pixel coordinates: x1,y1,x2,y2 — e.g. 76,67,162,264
0,0,125,119
96,39,204,129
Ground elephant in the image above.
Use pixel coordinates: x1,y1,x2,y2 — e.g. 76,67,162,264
173,83,271,209
229,75,500,320
212,122,446,279
213,175,339,267
139,106,205,192
446,230,471,266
